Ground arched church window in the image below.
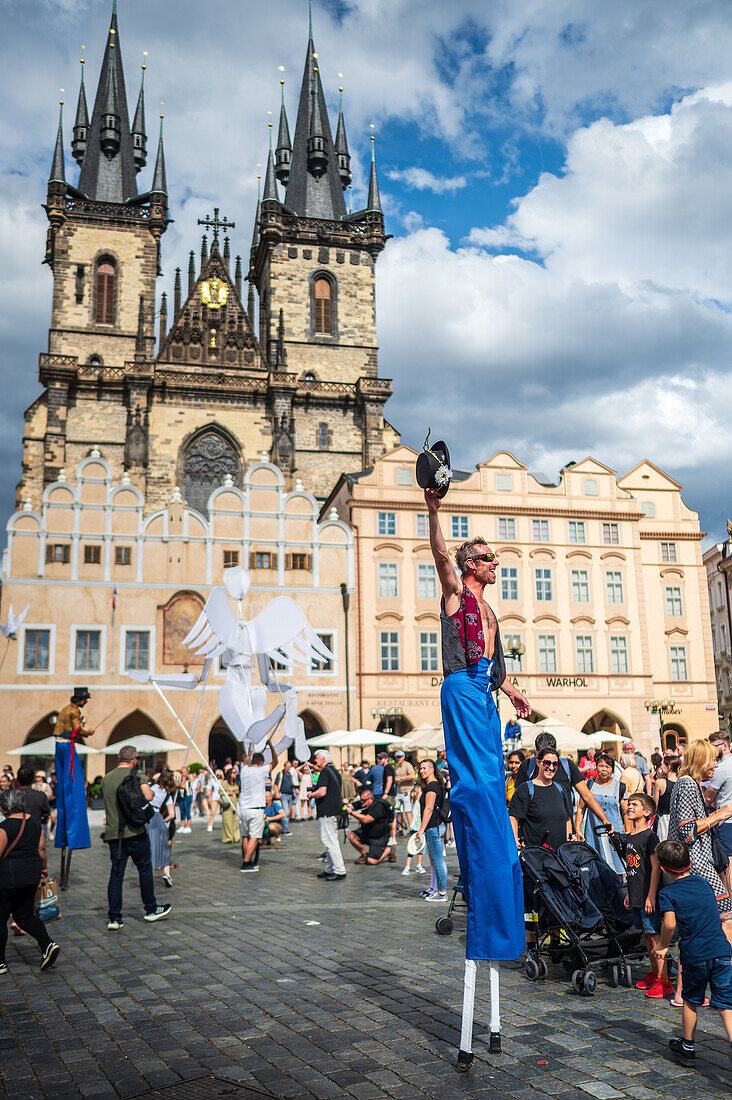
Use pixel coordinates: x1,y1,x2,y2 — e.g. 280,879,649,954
314,277,333,335
182,430,240,513
95,257,116,324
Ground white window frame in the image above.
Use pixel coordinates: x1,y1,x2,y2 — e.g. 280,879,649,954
498,517,516,540
378,562,399,599
568,521,586,544
571,569,590,603
418,630,439,673
18,623,56,676
665,586,684,617
501,566,519,601
379,630,400,672
532,519,550,542
535,567,553,601
538,634,557,674
575,634,595,674
396,468,413,486
417,563,437,600
310,629,338,677
505,633,524,673
120,625,156,675
602,522,620,545
377,512,396,536
605,570,624,604
70,624,107,676
670,644,688,682
661,541,677,563
641,501,655,518
496,473,512,491
583,478,598,496
451,515,469,539
415,513,429,538
610,635,629,675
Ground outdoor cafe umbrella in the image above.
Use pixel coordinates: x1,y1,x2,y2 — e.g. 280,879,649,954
392,723,445,751
100,734,189,755
8,736,96,756
307,729,405,748
528,716,595,753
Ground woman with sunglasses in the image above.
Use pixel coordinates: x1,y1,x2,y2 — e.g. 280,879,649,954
509,748,576,853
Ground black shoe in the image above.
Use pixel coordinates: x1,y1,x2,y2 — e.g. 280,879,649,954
668,1038,695,1067
325,873,347,880
41,942,60,971
316,871,331,879
144,905,172,922
317,851,327,860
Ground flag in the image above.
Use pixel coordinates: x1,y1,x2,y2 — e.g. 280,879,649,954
112,585,117,613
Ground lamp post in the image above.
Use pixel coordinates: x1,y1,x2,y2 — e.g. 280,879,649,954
340,583,351,732
644,698,676,746
371,706,403,740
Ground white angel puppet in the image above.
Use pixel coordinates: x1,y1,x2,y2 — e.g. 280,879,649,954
0,603,30,639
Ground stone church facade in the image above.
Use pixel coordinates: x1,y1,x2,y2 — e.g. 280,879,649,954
19,5,398,517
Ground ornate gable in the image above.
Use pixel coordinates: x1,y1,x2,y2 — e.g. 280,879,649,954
158,244,266,372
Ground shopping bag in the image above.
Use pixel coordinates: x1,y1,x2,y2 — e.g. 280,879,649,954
35,876,61,922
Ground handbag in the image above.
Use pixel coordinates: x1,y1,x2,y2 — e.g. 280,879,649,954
35,875,61,922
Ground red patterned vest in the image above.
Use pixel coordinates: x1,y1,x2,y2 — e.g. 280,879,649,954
449,585,485,664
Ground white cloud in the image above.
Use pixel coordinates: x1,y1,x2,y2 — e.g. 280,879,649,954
386,168,467,193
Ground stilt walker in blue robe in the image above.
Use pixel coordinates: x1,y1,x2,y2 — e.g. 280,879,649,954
419,436,531,1070
54,687,92,887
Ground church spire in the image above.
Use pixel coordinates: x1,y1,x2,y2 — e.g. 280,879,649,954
72,57,89,167
150,114,167,195
77,3,138,203
275,79,292,186
251,174,261,254
367,135,382,212
49,100,66,185
262,124,280,204
131,58,147,172
335,85,351,190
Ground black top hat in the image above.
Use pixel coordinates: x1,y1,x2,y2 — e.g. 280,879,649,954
416,430,453,498
72,686,91,701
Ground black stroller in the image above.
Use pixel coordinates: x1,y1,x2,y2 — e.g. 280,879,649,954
520,838,645,995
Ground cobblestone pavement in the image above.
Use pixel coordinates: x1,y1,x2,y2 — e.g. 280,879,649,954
1,815,731,1099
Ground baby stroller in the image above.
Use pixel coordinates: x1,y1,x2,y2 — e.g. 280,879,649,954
520,837,645,995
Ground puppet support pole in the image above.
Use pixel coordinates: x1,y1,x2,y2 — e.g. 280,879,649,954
182,660,211,767
457,959,501,1071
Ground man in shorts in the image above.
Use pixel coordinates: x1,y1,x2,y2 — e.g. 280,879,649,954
394,751,416,834
238,737,277,873
346,787,394,865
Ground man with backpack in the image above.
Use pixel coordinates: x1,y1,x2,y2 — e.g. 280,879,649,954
514,732,613,831
101,745,172,931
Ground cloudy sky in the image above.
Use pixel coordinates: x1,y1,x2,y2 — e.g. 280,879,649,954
3,0,732,540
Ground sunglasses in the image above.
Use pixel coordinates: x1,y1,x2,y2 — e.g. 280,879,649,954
542,761,559,769
468,552,496,563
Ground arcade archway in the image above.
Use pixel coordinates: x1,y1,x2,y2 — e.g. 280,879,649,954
209,718,241,769
375,714,413,740
18,713,60,771
581,709,630,739
660,723,688,751
106,710,164,773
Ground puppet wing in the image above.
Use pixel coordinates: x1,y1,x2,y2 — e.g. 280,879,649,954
182,587,240,657
247,597,334,667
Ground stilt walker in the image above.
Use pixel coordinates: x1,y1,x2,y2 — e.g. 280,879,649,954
419,435,531,1069
54,687,93,889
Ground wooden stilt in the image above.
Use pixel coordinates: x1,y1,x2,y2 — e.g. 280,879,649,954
457,958,478,1071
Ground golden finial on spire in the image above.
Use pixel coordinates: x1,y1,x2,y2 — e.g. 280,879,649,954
59,89,64,105
142,50,148,72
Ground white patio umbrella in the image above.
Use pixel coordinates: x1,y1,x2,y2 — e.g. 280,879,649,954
308,728,405,748
8,736,97,756
394,723,445,751
100,734,189,755
528,716,595,752
587,730,625,746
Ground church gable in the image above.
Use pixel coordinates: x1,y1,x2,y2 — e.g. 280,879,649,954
158,243,265,372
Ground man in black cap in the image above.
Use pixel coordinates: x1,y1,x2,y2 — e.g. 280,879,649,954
54,688,93,876
55,687,94,744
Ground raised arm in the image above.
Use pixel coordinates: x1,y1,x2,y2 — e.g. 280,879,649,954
424,490,461,613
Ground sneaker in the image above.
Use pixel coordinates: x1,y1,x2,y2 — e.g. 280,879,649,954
0,961,7,975
240,866,260,873
668,1038,695,1067
401,867,411,876
424,893,448,903
162,874,173,888
107,920,123,931
415,865,426,875
206,825,213,833
10,921,26,936
635,970,655,990
144,905,172,922
325,873,347,881
41,942,60,971
446,840,456,848
646,979,671,999
387,838,397,847
420,888,436,898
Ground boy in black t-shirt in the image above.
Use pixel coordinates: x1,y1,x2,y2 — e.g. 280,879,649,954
653,839,732,1067
610,793,671,999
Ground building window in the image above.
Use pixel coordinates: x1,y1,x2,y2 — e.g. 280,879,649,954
661,542,677,563
605,570,624,603
496,474,512,491
505,634,524,672
501,567,519,600
250,551,275,570
182,429,239,514
498,517,516,540
641,501,656,518
23,629,50,671
94,257,116,324
610,635,629,675
712,624,717,655
223,550,239,568
670,645,688,682
575,635,595,674
83,544,102,565
288,552,309,570
378,512,396,536
415,513,428,538
532,519,550,542
535,568,553,601
722,624,728,655
583,478,598,496
665,586,683,617
451,515,469,539
124,630,150,671
75,629,101,672
417,563,437,599
419,631,439,672
380,631,400,671
538,634,557,674
568,521,586,544
46,543,70,564
115,546,131,566
602,523,620,545
312,633,333,673
571,569,590,603
396,468,413,486
378,563,399,598
313,276,333,335
718,581,725,609
318,423,330,450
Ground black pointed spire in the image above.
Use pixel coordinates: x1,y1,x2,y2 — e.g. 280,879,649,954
251,175,261,253
223,236,231,268
234,255,242,299
78,6,138,202
275,79,292,186
174,267,182,316
276,308,286,367
49,101,66,185
150,115,167,195
72,58,89,167
200,234,208,267
188,250,196,294
367,135,381,212
131,60,147,172
335,86,351,190
284,26,347,220
159,292,167,347
135,294,146,354
262,125,280,204
247,281,255,325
